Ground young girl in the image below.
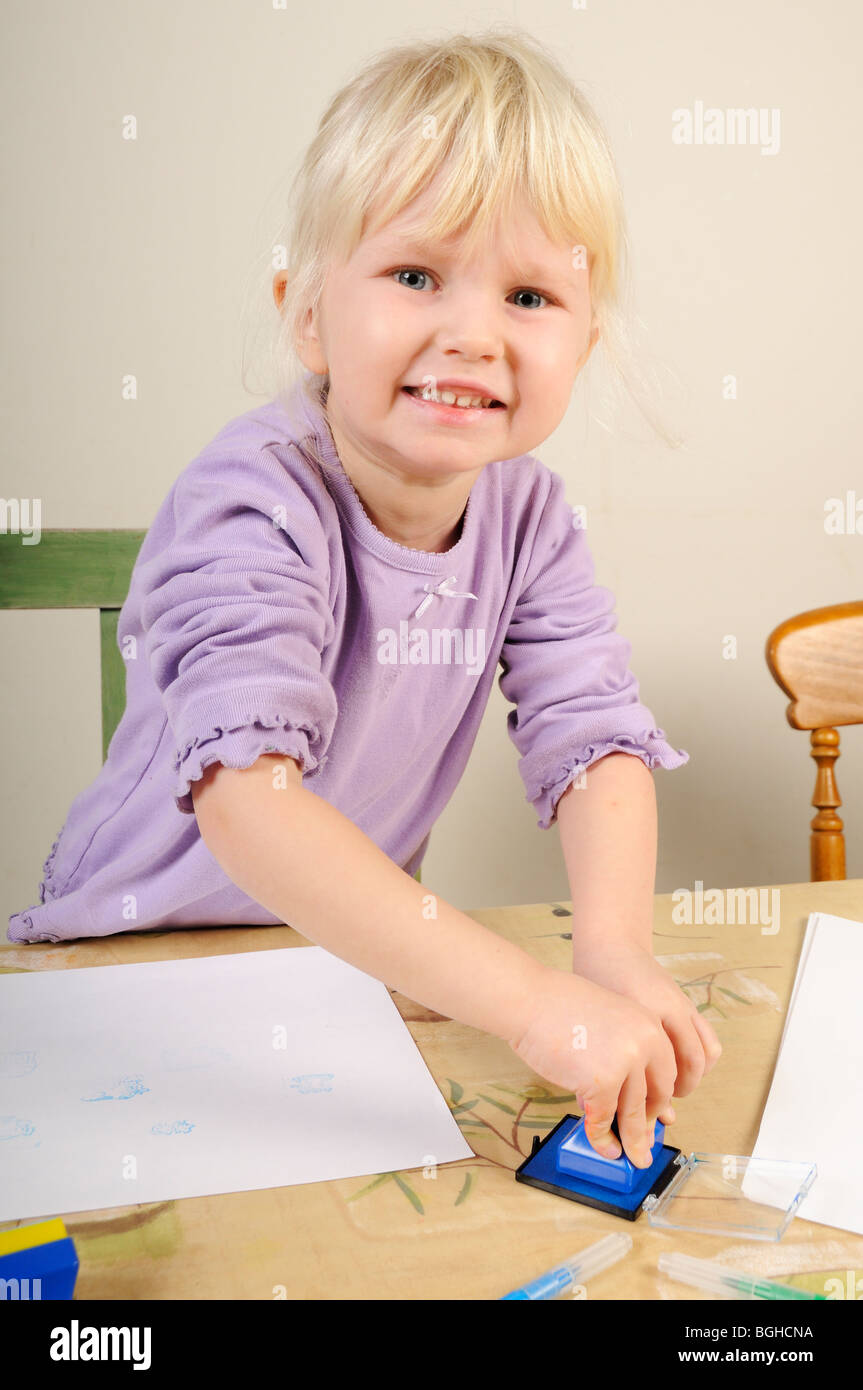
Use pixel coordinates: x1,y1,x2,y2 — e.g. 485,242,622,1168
9,29,720,1168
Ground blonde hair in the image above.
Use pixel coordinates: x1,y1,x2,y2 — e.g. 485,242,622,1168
240,26,680,448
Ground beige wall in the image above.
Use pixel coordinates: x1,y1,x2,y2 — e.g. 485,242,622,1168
2,2,861,936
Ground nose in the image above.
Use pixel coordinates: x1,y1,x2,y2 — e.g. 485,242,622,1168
432,286,505,362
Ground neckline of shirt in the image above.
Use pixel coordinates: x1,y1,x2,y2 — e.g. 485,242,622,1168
283,378,480,575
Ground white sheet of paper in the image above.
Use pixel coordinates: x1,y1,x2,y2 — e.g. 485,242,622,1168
0,947,473,1222
777,910,820,1055
749,912,863,1235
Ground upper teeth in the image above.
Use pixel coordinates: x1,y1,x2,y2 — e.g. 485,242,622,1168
411,386,495,409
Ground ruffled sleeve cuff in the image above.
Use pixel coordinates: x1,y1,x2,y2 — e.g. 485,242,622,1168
173,715,327,814
531,726,689,830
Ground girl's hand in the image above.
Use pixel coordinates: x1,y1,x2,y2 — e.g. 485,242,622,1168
507,965,678,1169
569,939,722,1117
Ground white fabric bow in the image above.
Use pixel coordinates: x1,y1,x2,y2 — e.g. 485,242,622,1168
413,575,478,620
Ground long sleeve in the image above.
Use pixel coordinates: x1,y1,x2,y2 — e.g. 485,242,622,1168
135,447,339,813
498,468,688,829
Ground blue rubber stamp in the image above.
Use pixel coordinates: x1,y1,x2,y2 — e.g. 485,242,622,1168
515,1113,681,1221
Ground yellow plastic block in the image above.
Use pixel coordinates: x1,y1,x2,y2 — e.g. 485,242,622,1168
0,1218,68,1258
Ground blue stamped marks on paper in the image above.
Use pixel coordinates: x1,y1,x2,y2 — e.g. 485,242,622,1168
0,1050,38,1078
151,1120,195,1136
287,1073,335,1094
0,1115,36,1140
0,1054,40,1143
81,1075,151,1102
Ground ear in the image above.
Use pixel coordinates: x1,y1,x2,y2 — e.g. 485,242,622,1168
272,271,288,311
576,319,601,374
296,302,328,376
275,272,328,375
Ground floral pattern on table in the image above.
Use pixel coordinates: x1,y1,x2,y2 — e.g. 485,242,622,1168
346,1080,577,1216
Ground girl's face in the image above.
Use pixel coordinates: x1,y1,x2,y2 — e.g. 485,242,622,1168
291,180,598,486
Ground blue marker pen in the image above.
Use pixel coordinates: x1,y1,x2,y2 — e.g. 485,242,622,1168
501,1233,632,1300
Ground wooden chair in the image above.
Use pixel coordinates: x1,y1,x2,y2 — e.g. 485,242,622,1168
0,529,147,759
0,528,422,881
765,600,863,880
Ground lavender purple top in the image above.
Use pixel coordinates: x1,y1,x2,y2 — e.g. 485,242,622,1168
8,375,688,944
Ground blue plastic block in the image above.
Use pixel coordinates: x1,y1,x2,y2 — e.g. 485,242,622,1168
515,1113,681,1221
0,1237,79,1300
556,1116,666,1192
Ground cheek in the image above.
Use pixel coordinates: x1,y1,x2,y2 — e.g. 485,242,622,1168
525,334,590,394
512,373,574,436
342,293,412,371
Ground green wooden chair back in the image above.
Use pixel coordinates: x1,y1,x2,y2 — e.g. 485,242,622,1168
0,529,146,760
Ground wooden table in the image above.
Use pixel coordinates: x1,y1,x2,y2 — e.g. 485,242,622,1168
2,878,862,1301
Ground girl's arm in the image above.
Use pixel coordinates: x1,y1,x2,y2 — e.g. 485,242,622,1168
555,751,721,1099
191,752,544,1040
555,751,657,959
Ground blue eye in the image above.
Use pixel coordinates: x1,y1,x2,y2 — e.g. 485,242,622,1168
511,289,545,310
391,266,552,308
394,268,434,291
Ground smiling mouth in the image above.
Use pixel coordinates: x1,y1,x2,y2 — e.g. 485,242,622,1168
401,386,506,410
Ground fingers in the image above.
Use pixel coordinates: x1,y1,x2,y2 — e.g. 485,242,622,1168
643,1035,677,1149
581,1096,622,1161
566,993,722,1168
621,1013,719,1143
583,1059,675,1169
692,1010,722,1072
667,1025,704,1097
580,1013,678,1167
663,1006,723,1097
616,1072,653,1168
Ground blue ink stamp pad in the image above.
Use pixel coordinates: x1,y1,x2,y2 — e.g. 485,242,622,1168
515,1113,681,1221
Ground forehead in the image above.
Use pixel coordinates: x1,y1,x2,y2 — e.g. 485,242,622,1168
364,220,574,276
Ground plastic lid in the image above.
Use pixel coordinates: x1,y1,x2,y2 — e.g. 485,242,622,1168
643,1152,817,1241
